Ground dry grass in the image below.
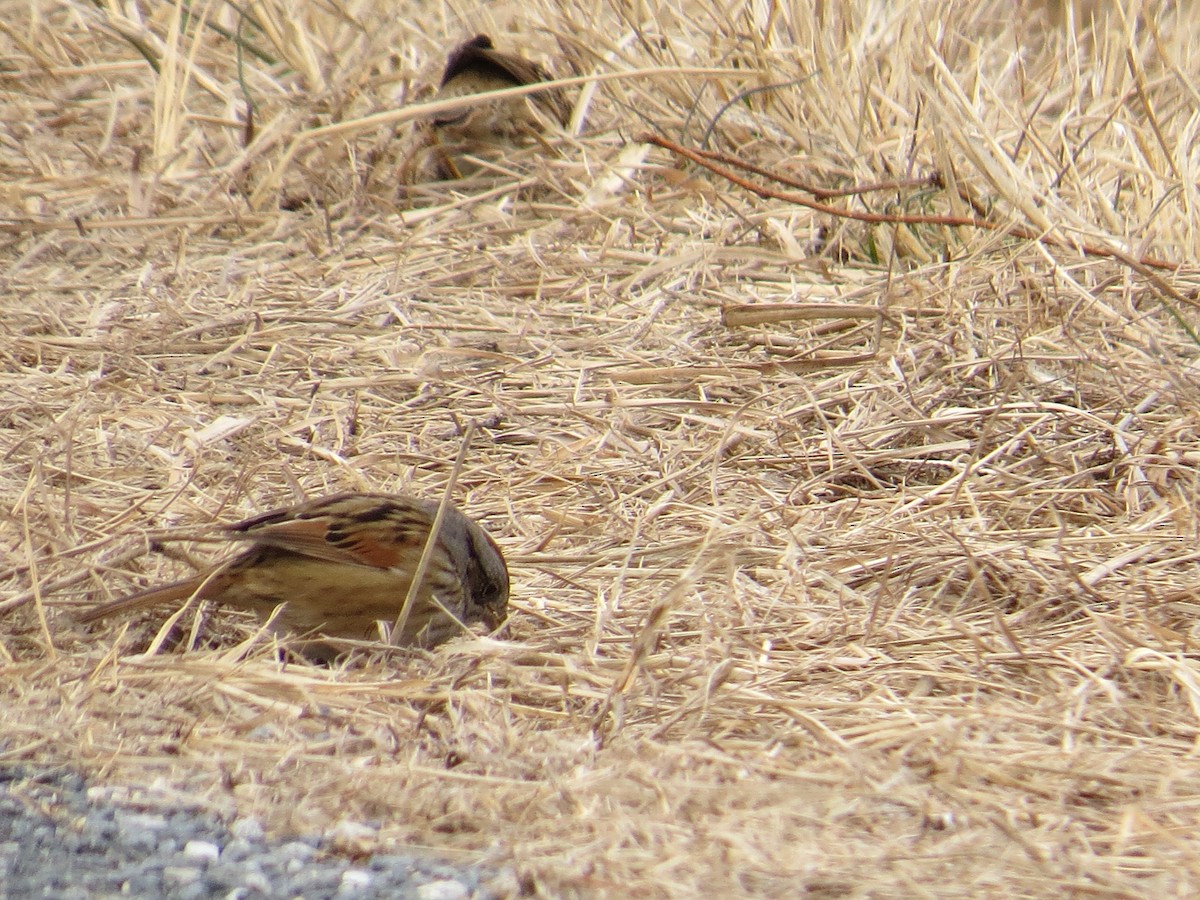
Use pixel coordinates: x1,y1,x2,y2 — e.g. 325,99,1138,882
5,0,1200,896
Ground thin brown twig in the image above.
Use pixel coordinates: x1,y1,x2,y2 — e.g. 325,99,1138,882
639,132,1187,277
678,143,941,200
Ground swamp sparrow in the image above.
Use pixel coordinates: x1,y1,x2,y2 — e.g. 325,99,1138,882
79,492,509,659
427,33,569,178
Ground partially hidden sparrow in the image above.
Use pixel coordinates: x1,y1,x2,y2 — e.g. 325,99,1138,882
426,33,569,178
78,492,510,660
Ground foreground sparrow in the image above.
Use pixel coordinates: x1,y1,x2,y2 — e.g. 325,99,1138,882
79,493,510,660
427,33,569,178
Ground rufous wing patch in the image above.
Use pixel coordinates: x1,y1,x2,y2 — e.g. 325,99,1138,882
232,513,423,570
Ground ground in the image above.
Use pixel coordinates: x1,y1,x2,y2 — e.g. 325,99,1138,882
3,1,1200,897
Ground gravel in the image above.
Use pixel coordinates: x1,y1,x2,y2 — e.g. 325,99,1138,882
0,769,513,899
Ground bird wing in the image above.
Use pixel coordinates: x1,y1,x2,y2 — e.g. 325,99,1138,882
225,493,436,571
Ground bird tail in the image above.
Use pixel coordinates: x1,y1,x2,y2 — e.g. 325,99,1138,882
76,577,208,624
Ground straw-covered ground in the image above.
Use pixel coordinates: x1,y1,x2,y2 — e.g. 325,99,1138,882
4,0,1200,896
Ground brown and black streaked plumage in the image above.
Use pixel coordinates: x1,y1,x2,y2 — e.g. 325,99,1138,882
426,34,569,178
79,493,510,660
